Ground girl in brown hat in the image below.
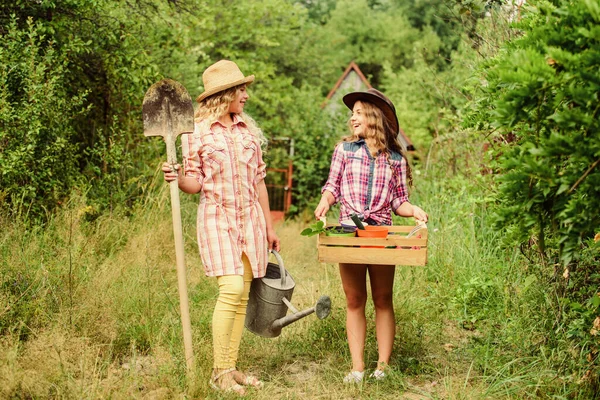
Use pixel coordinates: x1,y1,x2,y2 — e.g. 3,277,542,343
314,88,428,383
163,60,280,395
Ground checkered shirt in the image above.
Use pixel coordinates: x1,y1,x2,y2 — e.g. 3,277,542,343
321,139,409,225
181,115,268,277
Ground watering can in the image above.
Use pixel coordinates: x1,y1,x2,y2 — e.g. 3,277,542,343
245,250,331,338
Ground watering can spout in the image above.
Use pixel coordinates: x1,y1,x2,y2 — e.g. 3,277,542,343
271,295,331,331
245,250,332,338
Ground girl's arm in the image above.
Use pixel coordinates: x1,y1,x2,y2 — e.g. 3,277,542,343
394,201,428,223
257,180,281,251
163,130,204,194
390,156,427,223
314,144,344,219
161,163,202,194
314,190,335,219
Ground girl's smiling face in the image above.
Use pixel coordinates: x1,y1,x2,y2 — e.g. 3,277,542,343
350,101,367,137
228,85,249,114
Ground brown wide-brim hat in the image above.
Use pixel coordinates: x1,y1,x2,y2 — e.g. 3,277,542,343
196,60,255,103
342,88,399,134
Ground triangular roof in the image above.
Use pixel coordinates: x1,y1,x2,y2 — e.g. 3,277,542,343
324,61,372,103
322,61,414,151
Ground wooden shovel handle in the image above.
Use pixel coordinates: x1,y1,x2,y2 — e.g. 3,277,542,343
165,134,194,372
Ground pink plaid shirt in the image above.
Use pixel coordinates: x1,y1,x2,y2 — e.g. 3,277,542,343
322,140,409,225
181,115,268,277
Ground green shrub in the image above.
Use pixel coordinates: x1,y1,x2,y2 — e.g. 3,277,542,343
469,0,600,265
464,0,600,393
0,18,88,218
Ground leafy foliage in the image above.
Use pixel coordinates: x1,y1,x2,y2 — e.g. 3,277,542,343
469,0,600,265
0,18,87,217
464,0,600,390
2,0,600,395
301,220,327,237
0,0,469,219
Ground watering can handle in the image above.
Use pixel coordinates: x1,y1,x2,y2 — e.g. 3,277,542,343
270,249,287,286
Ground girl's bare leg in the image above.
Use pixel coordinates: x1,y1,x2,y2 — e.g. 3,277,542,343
339,263,368,372
368,264,396,367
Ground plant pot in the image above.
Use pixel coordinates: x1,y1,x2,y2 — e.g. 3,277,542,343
326,227,356,247
356,226,388,248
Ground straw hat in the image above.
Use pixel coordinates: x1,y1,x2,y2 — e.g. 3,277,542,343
196,60,255,103
342,88,399,134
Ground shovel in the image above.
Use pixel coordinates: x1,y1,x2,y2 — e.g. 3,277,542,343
142,78,195,373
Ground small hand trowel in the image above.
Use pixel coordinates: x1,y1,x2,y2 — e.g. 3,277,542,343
350,213,366,230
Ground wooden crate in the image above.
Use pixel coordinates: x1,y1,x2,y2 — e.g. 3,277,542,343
317,225,428,266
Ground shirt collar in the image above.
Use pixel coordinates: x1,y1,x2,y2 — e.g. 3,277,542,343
211,114,247,130
353,138,382,157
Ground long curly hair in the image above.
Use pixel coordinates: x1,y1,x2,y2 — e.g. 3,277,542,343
341,100,412,186
194,84,266,147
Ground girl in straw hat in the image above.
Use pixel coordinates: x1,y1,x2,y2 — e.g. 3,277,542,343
163,60,279,395
314,88,428,383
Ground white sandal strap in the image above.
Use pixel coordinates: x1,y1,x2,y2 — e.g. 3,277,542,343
343,370,364,383
370,369,386,380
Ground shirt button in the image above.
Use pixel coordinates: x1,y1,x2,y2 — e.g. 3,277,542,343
239,224,243,229
236,191,241,195
234,174,239,178
238,207,242,211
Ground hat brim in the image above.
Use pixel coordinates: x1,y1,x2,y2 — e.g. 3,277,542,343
343,91,399,134
196,75,255,103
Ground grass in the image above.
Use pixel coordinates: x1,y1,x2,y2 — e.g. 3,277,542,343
0,166,597,399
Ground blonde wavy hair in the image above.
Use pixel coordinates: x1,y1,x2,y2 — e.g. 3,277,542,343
342,100,412,186
195,84,267,147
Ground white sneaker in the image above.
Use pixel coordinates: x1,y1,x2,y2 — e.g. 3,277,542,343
369,369,386,380
343,370,364,383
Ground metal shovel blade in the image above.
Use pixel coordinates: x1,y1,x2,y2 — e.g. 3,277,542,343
142,78,194,139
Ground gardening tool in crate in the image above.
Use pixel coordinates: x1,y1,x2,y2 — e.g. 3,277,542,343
142,79,195,372
245,250,331,338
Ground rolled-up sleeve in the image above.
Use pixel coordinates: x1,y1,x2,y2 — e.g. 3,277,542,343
390,157,409,212
321,143,344,201
181,131,204,183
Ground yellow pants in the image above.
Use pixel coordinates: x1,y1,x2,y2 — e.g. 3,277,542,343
213,254,254,369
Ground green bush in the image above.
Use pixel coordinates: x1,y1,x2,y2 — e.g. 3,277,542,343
0,18,88,218
469,0,600,264
464,0,600,393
